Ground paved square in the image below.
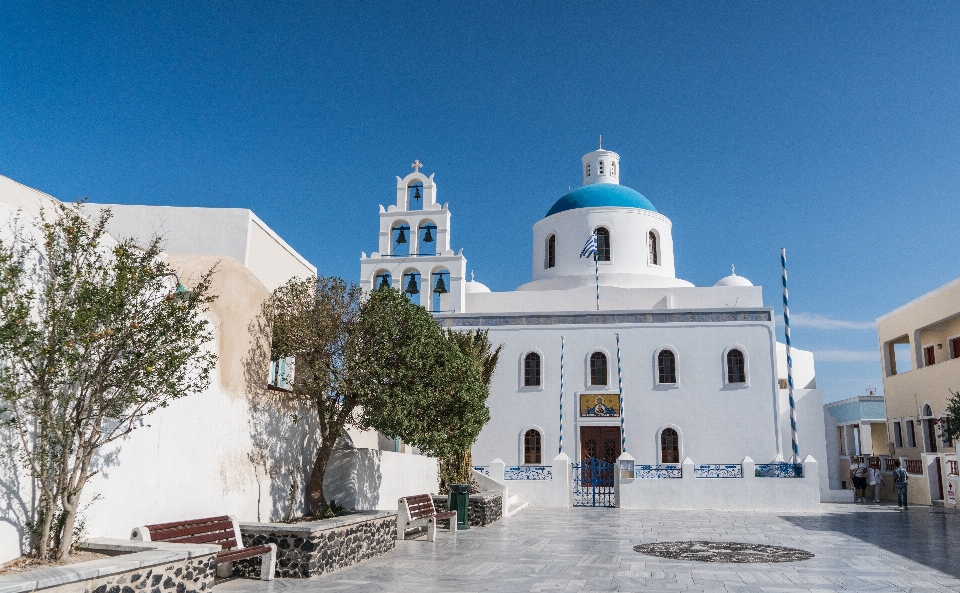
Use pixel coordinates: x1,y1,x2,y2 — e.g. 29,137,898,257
220,504,960,592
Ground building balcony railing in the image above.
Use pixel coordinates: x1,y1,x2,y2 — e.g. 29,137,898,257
905,459,924,475
948,460,958,476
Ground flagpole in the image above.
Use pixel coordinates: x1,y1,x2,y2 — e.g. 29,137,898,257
781,248,799,463
595,255,600,310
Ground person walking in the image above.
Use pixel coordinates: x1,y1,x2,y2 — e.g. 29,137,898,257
867,463,883,503
892,460,909,509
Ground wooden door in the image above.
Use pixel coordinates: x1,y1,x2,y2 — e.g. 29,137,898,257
580,426,621,463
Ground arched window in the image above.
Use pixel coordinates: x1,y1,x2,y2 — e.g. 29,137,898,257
547,234,556,269
590,352,608,386
657,350,676,384
524,352,541,387
727,349,746,383
923,404,933,417
661,428,680,463
595,227,611,261
586,163,591,177
598,160,604,175
648,231,659,265
524,429,542,464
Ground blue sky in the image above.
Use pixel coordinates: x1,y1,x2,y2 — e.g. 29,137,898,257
2,2,959,403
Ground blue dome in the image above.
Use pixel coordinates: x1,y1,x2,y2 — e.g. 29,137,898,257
546,184,657,217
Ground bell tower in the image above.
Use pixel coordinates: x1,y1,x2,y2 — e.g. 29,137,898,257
359,160,467,313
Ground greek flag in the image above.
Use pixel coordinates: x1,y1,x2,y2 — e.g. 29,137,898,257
580,232,598,258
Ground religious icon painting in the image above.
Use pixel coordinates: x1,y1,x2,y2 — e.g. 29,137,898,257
579,393,620,417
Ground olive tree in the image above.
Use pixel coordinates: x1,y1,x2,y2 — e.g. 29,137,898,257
0,203,217,559
263,279,492,515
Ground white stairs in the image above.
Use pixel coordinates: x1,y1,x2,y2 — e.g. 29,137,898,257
504,492,528,517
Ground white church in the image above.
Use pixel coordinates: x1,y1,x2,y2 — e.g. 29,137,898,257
361,146,839,511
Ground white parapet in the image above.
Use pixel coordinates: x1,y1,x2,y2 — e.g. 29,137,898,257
615,456,821,512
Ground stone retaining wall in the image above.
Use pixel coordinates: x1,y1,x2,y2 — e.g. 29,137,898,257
0,540,218,593
432,491,502,528
235,511,396,579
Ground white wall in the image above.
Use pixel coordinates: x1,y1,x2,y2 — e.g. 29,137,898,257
323,449,439,511
471,318,783,469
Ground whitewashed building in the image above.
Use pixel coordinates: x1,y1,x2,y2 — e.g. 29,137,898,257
361,148,834,511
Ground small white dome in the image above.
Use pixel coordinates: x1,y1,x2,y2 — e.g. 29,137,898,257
464,280,491,294
715,274,753,287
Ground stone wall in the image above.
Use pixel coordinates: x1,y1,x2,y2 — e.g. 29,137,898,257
234,511,396,579
0,542,217,593
431,491,502,528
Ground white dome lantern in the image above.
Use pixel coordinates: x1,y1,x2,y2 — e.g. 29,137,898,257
582,137,620,186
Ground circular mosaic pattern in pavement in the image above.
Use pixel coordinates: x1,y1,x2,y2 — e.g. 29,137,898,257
634,541,814,563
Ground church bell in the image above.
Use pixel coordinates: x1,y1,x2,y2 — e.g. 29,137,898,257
404,275,419,295
413,186,422,203
378,275,390,290
433,275,448,294
395,228,407,244
423,227,434,243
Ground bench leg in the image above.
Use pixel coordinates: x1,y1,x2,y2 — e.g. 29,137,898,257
216,560,233,578
397,520,405,540
259,543,277,581
427,518,436,543
449,516,457,535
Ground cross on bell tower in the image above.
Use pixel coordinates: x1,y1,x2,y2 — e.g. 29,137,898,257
411,159,423,172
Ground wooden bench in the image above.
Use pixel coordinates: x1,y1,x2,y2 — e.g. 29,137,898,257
397,494,458,542
131,515,277,581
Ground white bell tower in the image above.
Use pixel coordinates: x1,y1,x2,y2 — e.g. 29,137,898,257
359,160,467,313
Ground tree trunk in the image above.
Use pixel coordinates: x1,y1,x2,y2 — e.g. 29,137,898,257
56,491,79,561
306,442,334,516
36,492,56,560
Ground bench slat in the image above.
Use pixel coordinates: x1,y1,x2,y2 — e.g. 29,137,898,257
218,545,273,563
145,516,231,532
147,520,235,541
435,511,457,520
164,532,237,549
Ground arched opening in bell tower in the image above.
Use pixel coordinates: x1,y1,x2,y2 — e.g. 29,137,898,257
430,268,450,312
408,182,424,211
391,223,411,257
418,222,438,256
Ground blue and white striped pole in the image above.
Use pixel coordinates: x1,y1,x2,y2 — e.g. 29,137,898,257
559,335,565,454
617,333,625,453
595,255,600,311
781,248,799,463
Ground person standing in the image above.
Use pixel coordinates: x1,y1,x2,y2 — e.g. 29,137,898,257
892,460,909,509
867,463,883,503
851,458,868,502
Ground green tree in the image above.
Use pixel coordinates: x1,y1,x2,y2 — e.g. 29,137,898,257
262,276,363,515
945,389,960,443
0,203,217,560
439,329,502,487
263,280,494,514
353,290,491,460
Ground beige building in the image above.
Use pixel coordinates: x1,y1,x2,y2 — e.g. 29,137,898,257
877,277,960,508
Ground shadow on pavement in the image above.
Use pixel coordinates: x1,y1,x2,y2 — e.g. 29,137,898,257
783,504,960,577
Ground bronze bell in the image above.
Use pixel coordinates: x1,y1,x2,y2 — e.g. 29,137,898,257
395,228,407,244
413,186,422,203
404,275,419,294
378,275,390,290
433,275,448,294
423,227,434,243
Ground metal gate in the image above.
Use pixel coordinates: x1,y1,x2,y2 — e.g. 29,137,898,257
573,457,615,507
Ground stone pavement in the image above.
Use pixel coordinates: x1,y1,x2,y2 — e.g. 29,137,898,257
218,503,960,592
